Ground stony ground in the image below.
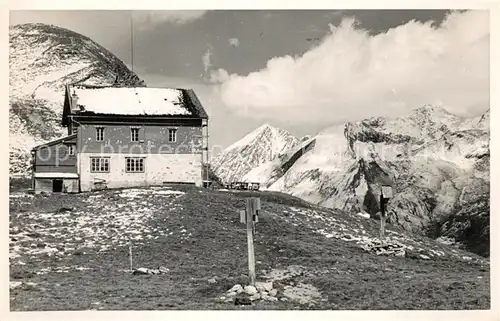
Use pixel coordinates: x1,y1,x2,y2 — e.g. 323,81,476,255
9,184,490,310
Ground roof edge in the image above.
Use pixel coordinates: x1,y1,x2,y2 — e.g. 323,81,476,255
184,89,209,119
31,134,77,151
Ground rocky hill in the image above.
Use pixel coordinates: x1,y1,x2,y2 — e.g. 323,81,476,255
9,23,146,175
216,105,490,256
9,185,489,310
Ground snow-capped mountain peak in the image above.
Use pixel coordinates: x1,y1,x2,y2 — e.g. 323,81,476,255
212,124,300,183
225,123,293,152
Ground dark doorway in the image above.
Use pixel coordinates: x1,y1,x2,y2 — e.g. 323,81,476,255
53,179,63,192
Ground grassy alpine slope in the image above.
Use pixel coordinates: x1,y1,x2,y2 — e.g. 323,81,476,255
9,184,489,310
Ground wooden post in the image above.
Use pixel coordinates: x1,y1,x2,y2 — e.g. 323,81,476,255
253,198,261,236
246,198,257,286
129,241,133,271
379,185,393,242
379,194,386,241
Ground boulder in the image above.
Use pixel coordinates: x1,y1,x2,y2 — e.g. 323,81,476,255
249,293,261,301
234,297,252,306
244,285,258,295
228,284,243,293
255,281,273,292
269,289,278,297
255,282,266,292
395,251,406,257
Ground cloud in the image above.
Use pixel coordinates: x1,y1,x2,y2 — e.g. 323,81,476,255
228,38,240,47
209,68,230,83
211,10,489,124
132,10,207,28
202,45,213,75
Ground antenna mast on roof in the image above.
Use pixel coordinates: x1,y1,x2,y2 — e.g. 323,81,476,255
130,15,134,73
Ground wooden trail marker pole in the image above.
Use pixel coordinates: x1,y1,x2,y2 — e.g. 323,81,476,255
379,194,386,240
244,197,260,286
129,241,133,271
253,198,260,237
379,185,393,241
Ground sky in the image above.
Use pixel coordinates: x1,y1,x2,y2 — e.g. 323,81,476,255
9,9,490,150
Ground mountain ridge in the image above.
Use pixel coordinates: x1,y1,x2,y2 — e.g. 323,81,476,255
9,23,146,175
213,105,490,256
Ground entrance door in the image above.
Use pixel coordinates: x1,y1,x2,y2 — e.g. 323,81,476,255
53,179,63,192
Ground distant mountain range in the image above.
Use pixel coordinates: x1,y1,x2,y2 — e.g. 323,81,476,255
9,23,145,175
213,106,490,256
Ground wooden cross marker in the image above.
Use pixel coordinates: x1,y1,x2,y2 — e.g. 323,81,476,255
241,197,260,286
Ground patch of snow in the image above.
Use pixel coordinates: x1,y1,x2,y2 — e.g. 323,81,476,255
119,188,184,198
10,281,23,290
9,187,185,267
150,190,185,195
357,212,370,219
9,192,34,199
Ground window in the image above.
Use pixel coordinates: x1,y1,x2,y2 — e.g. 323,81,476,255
96,127,104,141
126,157,145,173
131,128,140,142
68,144,75,155
91,157,109,172
168,128,177,142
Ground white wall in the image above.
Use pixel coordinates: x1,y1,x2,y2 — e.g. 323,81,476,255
79,153,203,191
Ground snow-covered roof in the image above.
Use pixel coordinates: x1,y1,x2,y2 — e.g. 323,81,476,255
34,172,79,178
70,87,193,116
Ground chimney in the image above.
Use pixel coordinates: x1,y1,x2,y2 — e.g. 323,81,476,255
71,92,79,112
